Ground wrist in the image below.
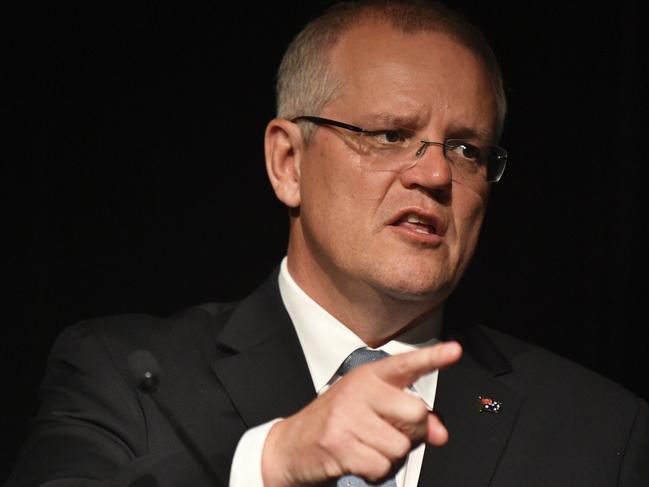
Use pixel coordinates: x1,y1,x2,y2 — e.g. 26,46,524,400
261,419,291,487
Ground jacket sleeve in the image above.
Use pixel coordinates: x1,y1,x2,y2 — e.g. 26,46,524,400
5,322,229,487
618,397,649,486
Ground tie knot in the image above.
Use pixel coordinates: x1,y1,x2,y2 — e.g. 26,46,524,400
338,348,389,376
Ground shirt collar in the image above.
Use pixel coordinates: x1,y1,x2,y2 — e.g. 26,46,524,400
278,257,442,409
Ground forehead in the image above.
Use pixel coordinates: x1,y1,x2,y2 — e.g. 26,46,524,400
325,21,497,136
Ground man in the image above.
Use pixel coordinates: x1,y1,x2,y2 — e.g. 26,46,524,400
7,1,648,487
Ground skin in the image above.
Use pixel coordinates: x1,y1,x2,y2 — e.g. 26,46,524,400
263,19,498,487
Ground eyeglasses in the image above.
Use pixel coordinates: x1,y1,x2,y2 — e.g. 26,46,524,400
292,115,507,183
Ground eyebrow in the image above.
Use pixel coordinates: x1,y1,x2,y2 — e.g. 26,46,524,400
363,112,423,128
446,125,494,143
364,113,494,142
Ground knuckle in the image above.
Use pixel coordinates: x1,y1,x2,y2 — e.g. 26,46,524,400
393,434,412,458
318,427,346,453
403,398,428,422
337,373,363,393
322,458,344,479
392,355,411,376
327,399,346,419
362,457,392,482
413,400,429,420
318,415,349,454
375,457,394,480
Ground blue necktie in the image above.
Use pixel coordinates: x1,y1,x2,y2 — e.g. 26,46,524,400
336,348,397,487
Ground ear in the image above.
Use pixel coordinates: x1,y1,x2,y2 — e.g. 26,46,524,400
264,118,303,208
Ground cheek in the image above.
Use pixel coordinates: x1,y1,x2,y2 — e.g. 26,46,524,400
303,148,395,212
299,150,368,243
451,183,489,251
301,148,351,211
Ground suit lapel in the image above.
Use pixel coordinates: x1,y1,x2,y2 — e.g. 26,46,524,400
418,326,522,486
209,273,523,485
210,272,317,427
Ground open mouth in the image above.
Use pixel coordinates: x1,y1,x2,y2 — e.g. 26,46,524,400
394,213,437,235
388,209,445,239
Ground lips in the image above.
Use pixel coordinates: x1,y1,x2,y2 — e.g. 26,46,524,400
388,208,446,238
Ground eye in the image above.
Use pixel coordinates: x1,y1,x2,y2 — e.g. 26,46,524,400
447,141,482,161
368,128,413,146
382,130,403,143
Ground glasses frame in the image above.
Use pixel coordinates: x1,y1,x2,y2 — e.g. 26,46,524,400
292,115,507,183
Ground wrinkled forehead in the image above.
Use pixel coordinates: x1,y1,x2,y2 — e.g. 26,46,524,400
324,20,498,137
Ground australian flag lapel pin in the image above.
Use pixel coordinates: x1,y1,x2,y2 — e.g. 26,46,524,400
477,395,502,414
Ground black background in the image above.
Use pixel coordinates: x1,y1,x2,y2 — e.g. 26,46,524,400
4,1,648,478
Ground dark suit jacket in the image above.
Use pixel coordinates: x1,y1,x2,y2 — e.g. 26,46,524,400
6,271,649,487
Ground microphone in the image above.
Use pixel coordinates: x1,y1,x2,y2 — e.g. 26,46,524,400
127,350,225,486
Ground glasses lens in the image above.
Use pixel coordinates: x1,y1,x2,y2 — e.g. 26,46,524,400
356,128,417,172
443,140,488,181
486,147,507,182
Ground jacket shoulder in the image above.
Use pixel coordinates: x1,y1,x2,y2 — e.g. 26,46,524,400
63,301,236,348
49,301,241,389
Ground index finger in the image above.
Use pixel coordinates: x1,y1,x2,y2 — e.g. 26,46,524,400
373,341,462,388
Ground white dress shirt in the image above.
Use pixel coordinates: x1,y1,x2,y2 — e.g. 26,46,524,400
230,258,443,486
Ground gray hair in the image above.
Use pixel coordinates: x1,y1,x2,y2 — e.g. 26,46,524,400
276,0,507,141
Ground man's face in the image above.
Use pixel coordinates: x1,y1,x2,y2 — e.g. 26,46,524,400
288,21,498,311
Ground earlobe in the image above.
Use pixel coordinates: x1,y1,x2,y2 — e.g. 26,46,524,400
265,118,302,208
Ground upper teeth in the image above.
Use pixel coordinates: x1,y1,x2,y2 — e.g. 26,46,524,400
406,213,428,224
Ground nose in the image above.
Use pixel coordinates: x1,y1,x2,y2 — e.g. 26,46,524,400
399,141,452,194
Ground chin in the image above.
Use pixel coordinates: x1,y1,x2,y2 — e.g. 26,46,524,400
372,268,456,304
